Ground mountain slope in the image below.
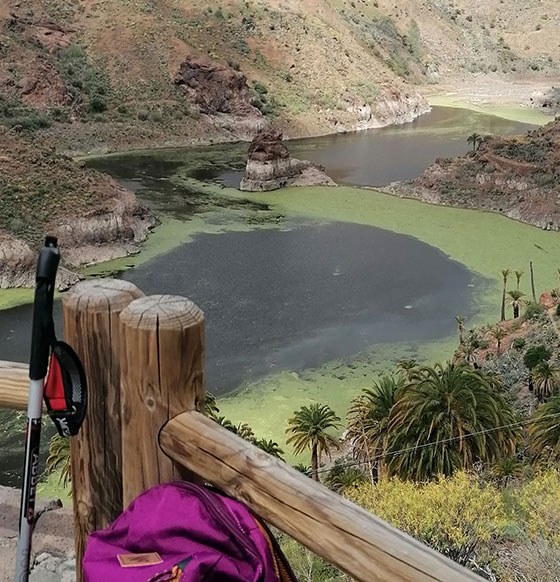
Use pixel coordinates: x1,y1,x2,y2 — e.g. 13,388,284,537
1,0,557,153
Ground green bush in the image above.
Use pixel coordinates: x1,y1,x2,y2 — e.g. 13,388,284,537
6,115,51,131
87,96,107,113
513,338,526,350
524,302,546,321
524,345,551,370
137,110,149,121
252,80,268,95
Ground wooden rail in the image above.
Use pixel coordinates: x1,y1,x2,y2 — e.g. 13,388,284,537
160,411,483,582
0,283,484,582
0,360,31,410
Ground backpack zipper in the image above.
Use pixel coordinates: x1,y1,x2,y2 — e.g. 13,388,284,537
176,483,264,581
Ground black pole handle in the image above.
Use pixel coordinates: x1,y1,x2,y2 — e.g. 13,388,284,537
29,237,60,381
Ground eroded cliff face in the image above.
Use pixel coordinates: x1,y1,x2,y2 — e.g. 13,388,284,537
0,133,155,288
390,120,560,230
240,130,336,192
343,86,431,132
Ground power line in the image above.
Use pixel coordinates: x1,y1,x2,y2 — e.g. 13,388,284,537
316,411,560,475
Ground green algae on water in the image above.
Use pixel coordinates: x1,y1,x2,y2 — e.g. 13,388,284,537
0,288,35,311
427,95,550,126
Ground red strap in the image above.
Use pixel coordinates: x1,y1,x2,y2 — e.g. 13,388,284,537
45,354,67,411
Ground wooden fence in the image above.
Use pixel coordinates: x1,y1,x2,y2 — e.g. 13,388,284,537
0,279,484,582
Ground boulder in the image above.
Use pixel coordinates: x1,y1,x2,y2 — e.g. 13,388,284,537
240,130,336,192
539,291,555,309
174,55,260,117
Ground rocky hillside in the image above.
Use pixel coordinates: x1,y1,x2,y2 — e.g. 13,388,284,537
0,0,558,154
391,120,560,229
0,132,154,287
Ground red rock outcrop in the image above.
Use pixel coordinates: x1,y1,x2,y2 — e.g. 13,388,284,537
175,55,259,116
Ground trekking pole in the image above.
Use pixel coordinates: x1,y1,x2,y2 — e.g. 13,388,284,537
14,236,60,582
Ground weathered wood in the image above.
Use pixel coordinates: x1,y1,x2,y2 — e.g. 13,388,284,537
120,294,205,507
161,411,484,582
0,360,33,410
62,279,143,580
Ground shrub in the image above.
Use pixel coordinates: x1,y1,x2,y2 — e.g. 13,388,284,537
524,345,551,370
513,338,526,350
346,472,506,563
556,304,560,317
252,80,268,95
137,110,149,121
524,302,546,322
117,104,128,114
87,95,107,113
151,112,163,123
514,470,560,545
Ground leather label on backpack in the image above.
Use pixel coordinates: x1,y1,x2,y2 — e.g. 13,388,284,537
118,552,163,567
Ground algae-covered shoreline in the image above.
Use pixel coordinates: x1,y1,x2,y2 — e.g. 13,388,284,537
215,184,560,451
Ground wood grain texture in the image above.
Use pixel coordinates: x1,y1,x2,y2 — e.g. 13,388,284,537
160,412,484,582
62,279,143,581
119,294,205,507
0,360,35,410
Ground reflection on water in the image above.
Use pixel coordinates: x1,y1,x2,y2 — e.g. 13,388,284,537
216,106,535,187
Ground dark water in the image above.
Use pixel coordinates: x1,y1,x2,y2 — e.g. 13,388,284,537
120,223,480,392
213,106,534,187
0,106,530,485
87,107,535,191
0,224,479,393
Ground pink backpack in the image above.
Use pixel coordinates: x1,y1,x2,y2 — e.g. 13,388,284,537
83,482,297,582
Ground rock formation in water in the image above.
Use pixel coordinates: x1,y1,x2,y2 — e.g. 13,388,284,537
389,119,560,230
0,133,155,289
240,130,336,192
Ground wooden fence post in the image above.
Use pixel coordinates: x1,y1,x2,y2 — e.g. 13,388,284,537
119,294,205,507
62,279,143,580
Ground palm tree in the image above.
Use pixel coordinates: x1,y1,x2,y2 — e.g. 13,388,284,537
293,463,312,477
467,133,482,152
347,375,403,478
286,403,341,481
254,438,285,460
386,362,520,481
235,423,256,442
532,361,560,402
325,459,367,493
204,392,220,420
515,270,524,291
493,456,522,486
396,359,419,381
492,326,507,354
529,395,560,464
508,289,526,319
46,434,71,487
459,341,479,368
501,269,511,321
455,316,465,346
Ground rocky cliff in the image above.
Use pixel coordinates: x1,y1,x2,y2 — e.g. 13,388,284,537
0,133,154,288
390,120,560,229
240,130,336,192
